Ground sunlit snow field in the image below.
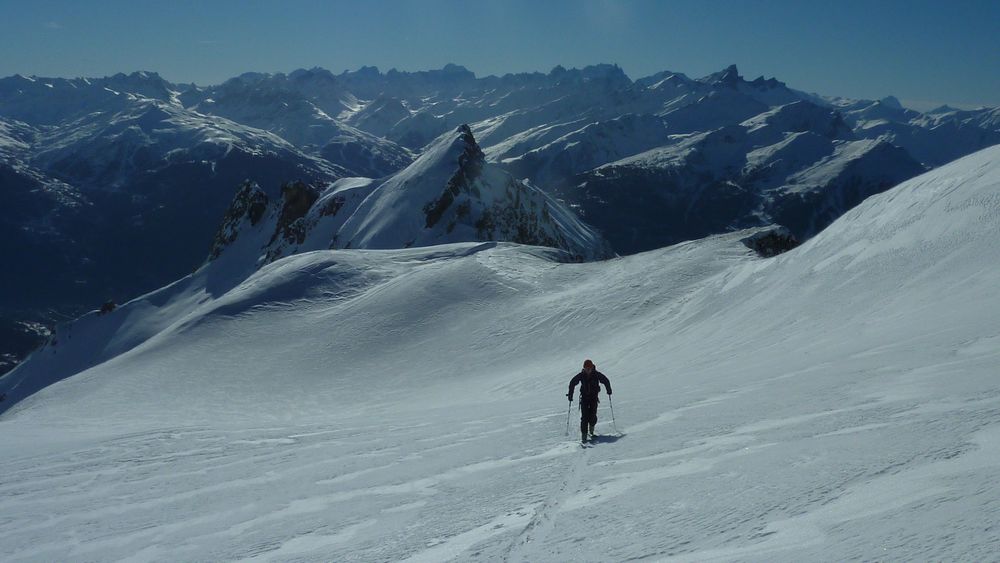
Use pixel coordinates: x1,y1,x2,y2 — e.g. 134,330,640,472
2,147,1000,561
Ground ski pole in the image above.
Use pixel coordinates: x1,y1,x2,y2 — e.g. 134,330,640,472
609,395,619,435
565,399,572,436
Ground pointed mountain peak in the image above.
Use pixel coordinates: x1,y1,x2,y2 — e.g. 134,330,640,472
457,125,485,166
420,125,485,228
208,181,270,261
378,125,486,208
455,123,479,147
702,64,741,88
429,124,484,168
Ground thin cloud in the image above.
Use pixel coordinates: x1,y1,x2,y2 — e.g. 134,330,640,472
43,21,65,30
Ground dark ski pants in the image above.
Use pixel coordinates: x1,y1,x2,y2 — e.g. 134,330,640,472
580,399,598,435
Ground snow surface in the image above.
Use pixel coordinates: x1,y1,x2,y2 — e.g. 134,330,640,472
2,145,1000,561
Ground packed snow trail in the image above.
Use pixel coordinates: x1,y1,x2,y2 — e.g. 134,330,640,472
2,146,1000,560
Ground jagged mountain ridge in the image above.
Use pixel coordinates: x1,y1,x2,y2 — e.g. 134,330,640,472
209,125,612,270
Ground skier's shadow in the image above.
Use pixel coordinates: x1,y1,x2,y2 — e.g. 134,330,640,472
591,433,625,444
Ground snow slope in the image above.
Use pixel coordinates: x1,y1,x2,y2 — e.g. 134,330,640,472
2,145,999,560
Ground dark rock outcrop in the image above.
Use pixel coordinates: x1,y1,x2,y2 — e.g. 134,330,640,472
741,227,800,257
424,125,485,228
270,181,321,246
209,181,270,260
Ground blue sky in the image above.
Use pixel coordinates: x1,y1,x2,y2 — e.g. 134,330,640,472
1,0,997,110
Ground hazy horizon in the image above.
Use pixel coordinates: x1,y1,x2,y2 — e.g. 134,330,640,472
1,0,997,111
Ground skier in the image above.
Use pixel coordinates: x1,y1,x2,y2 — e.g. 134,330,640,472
567,359,612,442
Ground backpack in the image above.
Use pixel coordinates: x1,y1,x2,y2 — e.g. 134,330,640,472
579,371,601,400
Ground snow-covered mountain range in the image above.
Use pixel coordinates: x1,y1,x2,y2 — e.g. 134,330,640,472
2,142,998,561
1,64,998,372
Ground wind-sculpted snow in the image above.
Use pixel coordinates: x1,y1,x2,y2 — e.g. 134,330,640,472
2,146,1000,560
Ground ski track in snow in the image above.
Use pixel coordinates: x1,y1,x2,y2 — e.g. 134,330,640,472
504,434,591,562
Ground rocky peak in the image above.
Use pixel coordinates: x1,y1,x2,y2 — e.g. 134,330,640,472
424,125,485,228
741,226,800,257
351,65,381,78
209,181,270,260
455,124,485,163
703,64,742,88
749,75,785,90
270,181,321,245
289,67,337,83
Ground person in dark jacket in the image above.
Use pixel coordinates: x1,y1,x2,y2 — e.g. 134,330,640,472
567,359,612,442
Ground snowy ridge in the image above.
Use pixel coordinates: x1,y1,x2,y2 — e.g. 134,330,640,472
1,146,999,560
209,125,612,267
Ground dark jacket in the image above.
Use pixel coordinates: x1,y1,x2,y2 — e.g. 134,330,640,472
568,370,611,402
